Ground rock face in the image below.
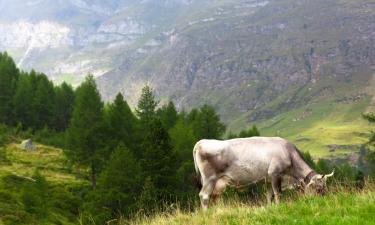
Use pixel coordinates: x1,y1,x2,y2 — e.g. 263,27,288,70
20,139,37,151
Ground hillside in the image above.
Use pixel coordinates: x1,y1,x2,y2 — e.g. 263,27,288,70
136,188,375,225
1,0,374,124
1,0,375,158
0,141,87,224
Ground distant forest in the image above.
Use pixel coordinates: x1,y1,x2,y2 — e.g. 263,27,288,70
0,52,374,224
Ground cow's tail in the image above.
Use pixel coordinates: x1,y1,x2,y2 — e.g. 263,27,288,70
193,142,202,191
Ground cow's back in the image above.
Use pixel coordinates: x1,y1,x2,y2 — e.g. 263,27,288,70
195,137,294,186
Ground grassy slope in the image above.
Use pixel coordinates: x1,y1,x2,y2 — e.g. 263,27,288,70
259,97,372,158
0,142,87,224
228,72,375,158
136,188,375,225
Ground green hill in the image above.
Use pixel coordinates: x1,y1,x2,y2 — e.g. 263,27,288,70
0,142,87,225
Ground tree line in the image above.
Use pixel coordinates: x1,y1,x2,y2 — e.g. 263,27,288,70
0,52,261,223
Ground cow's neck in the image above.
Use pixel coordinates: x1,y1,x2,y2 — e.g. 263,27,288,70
290,150,315,181
304,170,317,184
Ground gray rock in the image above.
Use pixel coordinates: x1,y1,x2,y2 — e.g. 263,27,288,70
20,139,37,151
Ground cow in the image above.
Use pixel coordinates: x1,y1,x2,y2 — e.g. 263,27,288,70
193,137,334,210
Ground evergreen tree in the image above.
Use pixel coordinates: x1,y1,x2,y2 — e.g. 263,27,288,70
0,52,19,125
228,125,260,139
157,101,178,130
141,118,176,198
136,85,159,126
169,119,196,162
191,104,226,139
54,82,75,131
66,75,105,188
187,108,199,124
239,125,260,138
13,73,34,128
87,144,142,222
137,176,158,214
32,74,55,129
105,93,137,151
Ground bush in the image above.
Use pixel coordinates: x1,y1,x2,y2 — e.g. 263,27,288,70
33,127,66,148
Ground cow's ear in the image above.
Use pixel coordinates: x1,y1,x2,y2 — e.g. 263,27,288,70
306,179,315,188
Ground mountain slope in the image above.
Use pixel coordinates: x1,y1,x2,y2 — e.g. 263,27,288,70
97,0,375,123
1,0,374,157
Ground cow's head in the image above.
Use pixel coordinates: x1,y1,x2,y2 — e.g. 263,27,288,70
305,170,334,195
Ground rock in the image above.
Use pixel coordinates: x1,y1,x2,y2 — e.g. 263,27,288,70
20,139,37,151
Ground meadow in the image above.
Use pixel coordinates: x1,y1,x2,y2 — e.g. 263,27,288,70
134,184,375,225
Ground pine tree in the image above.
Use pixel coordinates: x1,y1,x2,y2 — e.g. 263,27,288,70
157,101,178,130
0,52,19,125
105,93,137,151
89,144,142,222
54,82,75,131
141,118,176,198
32,73,55,129
169,119,197,195
238,125,260,138
66,75,105,188
137,177,158,214
13,73,34,128
136,85,159,126
169,119,196,162
191,104,226,139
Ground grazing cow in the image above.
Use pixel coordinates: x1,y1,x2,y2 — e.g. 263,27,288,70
193,137,334,210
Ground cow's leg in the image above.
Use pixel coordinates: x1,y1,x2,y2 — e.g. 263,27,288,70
266,182,274,205
271,175,282,204
211,178,228,203
199,178,216,211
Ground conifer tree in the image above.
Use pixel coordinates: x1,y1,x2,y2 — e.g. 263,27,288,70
169,119,196,162
137,176,157,214
157,101,178,130
0,52,19,125
191,104,226,139
169,119,197,195
136,85,158,126
105,93,137,151
238,125,260,138
13,73,34,128
66,75,105,188
32,74,55,129
89,144,142,222
54,82,75,131
141,118,176,198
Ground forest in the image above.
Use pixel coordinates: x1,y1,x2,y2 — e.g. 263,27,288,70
0,51,374,224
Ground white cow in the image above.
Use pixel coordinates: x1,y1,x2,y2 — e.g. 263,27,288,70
193,137,334,210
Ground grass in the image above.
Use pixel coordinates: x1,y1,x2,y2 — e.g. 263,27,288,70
0,143,86,185
134,184,375,225
227,96,373,158
0,142,87,225
260,98,372,158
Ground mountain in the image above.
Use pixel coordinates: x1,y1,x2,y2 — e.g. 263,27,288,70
1,0,374,156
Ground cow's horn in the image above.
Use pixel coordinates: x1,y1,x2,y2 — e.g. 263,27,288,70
325,170,334,179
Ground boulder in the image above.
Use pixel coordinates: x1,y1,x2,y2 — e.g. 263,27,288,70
20,139,37,151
